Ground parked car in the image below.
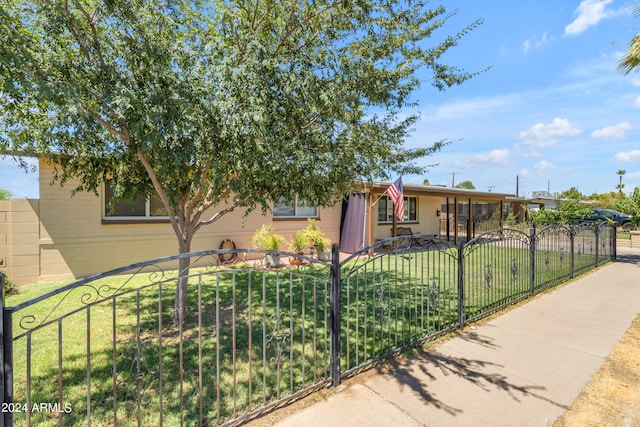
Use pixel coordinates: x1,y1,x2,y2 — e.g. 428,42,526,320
585,208,633,230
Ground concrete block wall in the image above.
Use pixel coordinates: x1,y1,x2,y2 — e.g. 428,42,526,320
616,231,640,248
0,199,41,285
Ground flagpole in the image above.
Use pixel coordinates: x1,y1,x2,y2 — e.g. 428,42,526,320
371,192,386,207
392,208,397,237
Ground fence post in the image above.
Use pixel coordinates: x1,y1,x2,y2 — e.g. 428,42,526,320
0,273,10,427
613,225,617,261
570,227,575,278
457,242,465,329
530,225,536,296
329,243,341,387
0,272,4,427
595,224,600,267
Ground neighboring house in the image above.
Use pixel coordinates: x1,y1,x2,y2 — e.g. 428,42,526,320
0,159,515,285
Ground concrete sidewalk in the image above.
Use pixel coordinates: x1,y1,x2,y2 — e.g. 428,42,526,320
272,247,640,427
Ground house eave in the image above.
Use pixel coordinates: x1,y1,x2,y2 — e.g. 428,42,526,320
369,182,514,201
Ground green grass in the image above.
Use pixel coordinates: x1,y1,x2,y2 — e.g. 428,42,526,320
618,231,631,240
7,263,334,426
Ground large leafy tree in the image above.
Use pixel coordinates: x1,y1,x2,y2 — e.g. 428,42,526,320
0,187,11,200
0,0,483,321
455,180,475,190
559,187,584,200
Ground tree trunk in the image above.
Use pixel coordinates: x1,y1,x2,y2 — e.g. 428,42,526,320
173,237,192,326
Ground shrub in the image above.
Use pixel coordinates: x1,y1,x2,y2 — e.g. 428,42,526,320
251,225,286,251
528,199,592,225
289,230,308,253
0,270,18,297
613,188,640,229
301,219,330,251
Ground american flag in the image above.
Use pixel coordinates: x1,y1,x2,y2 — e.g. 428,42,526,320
386,177,404,221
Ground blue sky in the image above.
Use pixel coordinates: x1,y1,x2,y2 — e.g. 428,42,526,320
1,0,640,199
403,0,640,197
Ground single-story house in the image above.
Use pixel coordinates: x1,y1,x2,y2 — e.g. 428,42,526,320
360,182,514,247
1,159,515,285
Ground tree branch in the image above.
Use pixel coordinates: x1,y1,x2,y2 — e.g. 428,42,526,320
70,0,106,67
83,108,131,143
136,148,184,240
195,188,279,232
63,0,92,62
190,175,236,229
185,156,212,220
0,14,34,51
273,0,343,57
194,193,251,231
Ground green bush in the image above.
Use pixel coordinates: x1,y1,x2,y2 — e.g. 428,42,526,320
286,219,332,254
0,270,18,297
289,230,309,253
251,225,286,251
613,188,640,229
527,199,593,225
301,219,330,251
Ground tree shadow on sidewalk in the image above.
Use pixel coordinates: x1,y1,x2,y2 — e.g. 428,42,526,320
615,249,640,265
372,331,568,418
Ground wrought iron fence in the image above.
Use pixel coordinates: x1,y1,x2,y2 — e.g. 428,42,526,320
0,223,616,426
0,250,333,427
339,238,459,376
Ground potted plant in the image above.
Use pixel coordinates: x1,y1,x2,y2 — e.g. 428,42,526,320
288,230,308,265
302,219,331,261
316,237,332,261
251,225,286,267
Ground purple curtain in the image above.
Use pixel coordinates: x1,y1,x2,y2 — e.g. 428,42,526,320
339,193,366,253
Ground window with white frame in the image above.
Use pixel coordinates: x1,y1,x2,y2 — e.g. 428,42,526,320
273,196,318,218
103,185,168,220
377,195,417,222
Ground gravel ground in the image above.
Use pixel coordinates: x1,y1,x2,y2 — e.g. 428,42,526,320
554,314,640,427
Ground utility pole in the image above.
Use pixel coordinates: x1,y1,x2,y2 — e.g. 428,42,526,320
516,175,519,197
450,171,457,188
487,186,495,192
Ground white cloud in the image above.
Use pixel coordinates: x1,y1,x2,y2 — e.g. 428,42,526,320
433,97,511,120
518,118,581,147
565,0,630,36
520,160,555,177
614,150,640,162
590,122,633,140
633,96,640,109
522,32,554,55
456,149,510,169
534,160,554,171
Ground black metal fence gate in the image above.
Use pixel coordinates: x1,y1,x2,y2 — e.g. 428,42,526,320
0,223,616,426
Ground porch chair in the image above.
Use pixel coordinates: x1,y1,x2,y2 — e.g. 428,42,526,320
394,226,422,247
